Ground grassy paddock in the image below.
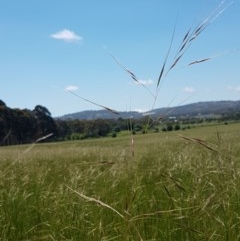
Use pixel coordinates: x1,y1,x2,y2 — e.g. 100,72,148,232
0,122,240,240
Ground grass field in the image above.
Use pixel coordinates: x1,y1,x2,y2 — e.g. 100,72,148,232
0,122,240,240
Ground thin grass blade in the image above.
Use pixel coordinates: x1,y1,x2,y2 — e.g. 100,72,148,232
65,185,125,219
108,51,155,98
157,21,177,88
108,51,141,84
169,53,184,70
68,90,119,115
188,57,211,66
180,135,218,152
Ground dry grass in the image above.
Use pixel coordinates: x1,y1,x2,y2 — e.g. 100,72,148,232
0,123,240,240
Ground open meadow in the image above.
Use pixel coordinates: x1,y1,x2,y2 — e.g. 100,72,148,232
0,122,240,240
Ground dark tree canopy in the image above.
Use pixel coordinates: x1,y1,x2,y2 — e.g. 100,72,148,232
0,102,56,145
0,100,6,107
34,105,51,118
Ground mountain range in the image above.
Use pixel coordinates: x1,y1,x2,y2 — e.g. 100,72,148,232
59,100,240,120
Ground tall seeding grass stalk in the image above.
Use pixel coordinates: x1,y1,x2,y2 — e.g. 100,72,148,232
69,1,233,131
67,0,233,147
63,0,239,237
3,133,54,173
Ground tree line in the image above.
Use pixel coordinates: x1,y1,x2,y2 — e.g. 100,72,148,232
0,100,132,145
0,100,159,146
1,99,240,146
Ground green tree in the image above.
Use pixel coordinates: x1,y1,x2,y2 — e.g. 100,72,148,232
11,108,35,144
33,105,56,139
0,102,13,145
166,123,173,131
174,124,180,131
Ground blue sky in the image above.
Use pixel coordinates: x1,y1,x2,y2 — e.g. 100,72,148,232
1,0,240,117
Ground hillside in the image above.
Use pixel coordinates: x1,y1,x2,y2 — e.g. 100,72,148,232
59,100,240,120
151,100,240,118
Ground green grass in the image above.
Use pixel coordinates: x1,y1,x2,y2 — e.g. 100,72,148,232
1,122,240,240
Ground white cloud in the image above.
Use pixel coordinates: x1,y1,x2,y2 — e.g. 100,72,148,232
227,85,240,91
182,87,196,93
50,29,82,42
65,85,79,91
136,79,154,86
134,108,149,113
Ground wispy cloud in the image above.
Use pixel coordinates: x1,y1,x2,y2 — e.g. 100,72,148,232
65,85,79,91
182,87,196,93
134,108,149,113
50,29,82,43
227,85,240,92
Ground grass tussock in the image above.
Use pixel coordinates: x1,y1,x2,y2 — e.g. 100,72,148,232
0,123,240,240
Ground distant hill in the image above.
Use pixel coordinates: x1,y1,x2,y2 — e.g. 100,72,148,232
58,100,240,120
59,110,143,120
151,100,240,118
